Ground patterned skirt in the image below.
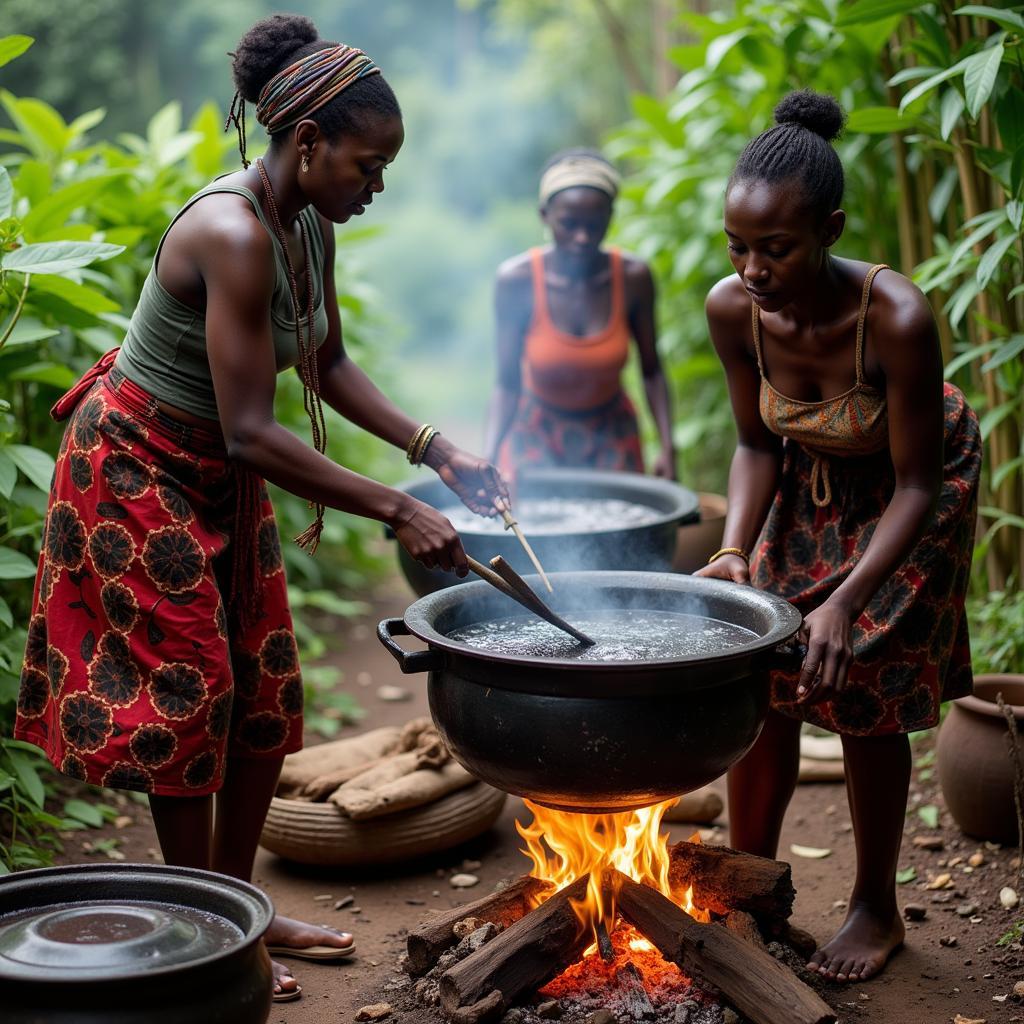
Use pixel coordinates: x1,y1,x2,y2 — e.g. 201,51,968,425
751,383,981,736
14,360,303,796
498,389,644,477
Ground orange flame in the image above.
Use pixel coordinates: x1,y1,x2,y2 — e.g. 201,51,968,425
516,798,709,948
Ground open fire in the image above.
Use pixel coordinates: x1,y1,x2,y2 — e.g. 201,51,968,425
518,797,709,1000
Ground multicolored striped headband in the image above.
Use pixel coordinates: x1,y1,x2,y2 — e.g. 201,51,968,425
225,44,380,168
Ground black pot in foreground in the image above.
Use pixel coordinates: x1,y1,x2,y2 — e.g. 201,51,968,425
379,571,802,813
0,863,273,1024
388,468,700,596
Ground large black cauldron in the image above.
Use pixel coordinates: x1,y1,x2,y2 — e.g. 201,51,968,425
389,468,700,596
0,863,273,1024
379,572,801,813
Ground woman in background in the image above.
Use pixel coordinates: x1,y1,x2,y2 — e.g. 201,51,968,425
698,90,979,983
485,149,676,480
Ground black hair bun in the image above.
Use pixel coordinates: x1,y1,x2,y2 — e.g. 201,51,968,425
231,14,320,102
774,90,845,142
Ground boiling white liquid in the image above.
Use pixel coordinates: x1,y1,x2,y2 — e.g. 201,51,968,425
447,609,757,662
443,497,662,535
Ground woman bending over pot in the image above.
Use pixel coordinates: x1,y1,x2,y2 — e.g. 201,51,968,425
485,149,676,479
14,13,507,1003
698,90,980,983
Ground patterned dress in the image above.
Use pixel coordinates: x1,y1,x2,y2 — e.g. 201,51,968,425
14,354,303,796
749,266,981,736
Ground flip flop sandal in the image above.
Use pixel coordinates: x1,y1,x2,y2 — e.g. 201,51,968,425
266,943,356,962
273,984,302,1003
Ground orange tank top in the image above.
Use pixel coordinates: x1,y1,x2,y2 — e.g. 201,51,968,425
755,264,890,507
522,247,631,412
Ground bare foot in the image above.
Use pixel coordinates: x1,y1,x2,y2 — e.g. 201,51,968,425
806,902,905,982
264,914,354,953
272,960,300,1001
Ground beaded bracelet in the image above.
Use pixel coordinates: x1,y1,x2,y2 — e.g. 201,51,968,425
707,546,749,565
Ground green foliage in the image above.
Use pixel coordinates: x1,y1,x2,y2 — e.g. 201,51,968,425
967,587,1024,674
0,35,385,869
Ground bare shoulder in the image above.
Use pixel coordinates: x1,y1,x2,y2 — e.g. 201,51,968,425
183,191,273,268
496,250,534,288
866,265,934,340
619,251,654,293
705,274,750,330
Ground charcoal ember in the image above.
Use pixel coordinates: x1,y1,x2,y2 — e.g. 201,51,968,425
455,922,500,957
454,916,486,939
413,978,440,1005
437,950,459,972
903,904,927,921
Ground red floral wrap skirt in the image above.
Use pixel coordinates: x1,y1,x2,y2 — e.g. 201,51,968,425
752,383,981,736
498,389,644,478
14,357,303,796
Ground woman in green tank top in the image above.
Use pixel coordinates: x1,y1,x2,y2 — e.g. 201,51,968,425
13,14,508,1004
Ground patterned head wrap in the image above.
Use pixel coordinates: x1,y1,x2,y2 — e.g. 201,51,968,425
539,155,621,208
225,44,381,168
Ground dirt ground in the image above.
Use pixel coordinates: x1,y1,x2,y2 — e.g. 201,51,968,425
50,575,1024,1024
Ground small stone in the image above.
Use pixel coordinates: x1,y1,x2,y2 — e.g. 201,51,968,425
723,1009,740,1024
968,852,985,867
113,815,133,829
313,893,333,902
956,903,978,917
949,856,964,868
376,685,411,702
932,892,954,904
356,670,373,687
940,935,958,947
463,859,483,871
335,895,355,909
912,835,944,851
432,890,440,897
903,904,927,921
355,1003,392,1021
537,1000,562,1019
999,886,1019,910
405,898,425,906
927,873,953,890
450,873,479,889
832,899,848,910
501,1011,525,1024
953,1016,986,1024
588,1011,617,1024
1013,980,1024,998
993,994,1008,1003
349,907,362,914
970,916,983,924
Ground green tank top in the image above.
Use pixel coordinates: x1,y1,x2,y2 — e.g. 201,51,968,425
115,180,329,421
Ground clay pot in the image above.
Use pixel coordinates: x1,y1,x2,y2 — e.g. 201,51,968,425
936,674,1024,845
673,492,728,574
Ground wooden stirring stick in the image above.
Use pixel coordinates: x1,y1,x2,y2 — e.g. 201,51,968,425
494,498,553,593
462,556,594,646
489,555,595,647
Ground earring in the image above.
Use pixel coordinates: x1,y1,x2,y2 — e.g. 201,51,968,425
301,154,310,173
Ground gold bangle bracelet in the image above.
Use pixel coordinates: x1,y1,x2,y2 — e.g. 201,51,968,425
707,546,749,565
410,426,438,467
417,428,439,465
406,424,432,464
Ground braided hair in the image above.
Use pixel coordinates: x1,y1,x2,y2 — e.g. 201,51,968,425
230,14,400,145
729,90,846,221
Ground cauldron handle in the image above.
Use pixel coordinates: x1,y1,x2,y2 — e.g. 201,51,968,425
378,618,445,674
766,641,808,671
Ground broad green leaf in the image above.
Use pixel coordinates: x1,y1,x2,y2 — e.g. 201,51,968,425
1,241,124,275
963,41,1005,119
976,231,1018,288
888,66,939,87
837,0,925,26
0,35,33,68
63,799,104,828
28,274,120,315
846,106,912,133
917,804,939,828
1008,200,1024,231
896,866,917,884
1008,283,1024,300
982,334,1024,372
996,88,1024,154
7,362,76,390
0,595,11,629
979,399,1018,439
900,59,970,113
929,166,959,223
940,89,965,141
0,165,11,219
22,173,128,240
13,160,51,205
955,5,1024,33
0,318,59,349
706,29,750,71
67,108,106,141
147,102,182,150
0,91,69,158
7,444,55,492
946,276,983,329
0,548,37,579
188,102,230,178
992,454,1024,489
6,749,45,808
0,449,16,499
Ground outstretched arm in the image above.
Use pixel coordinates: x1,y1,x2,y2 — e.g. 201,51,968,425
627,259,676,479
695,277,782,584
